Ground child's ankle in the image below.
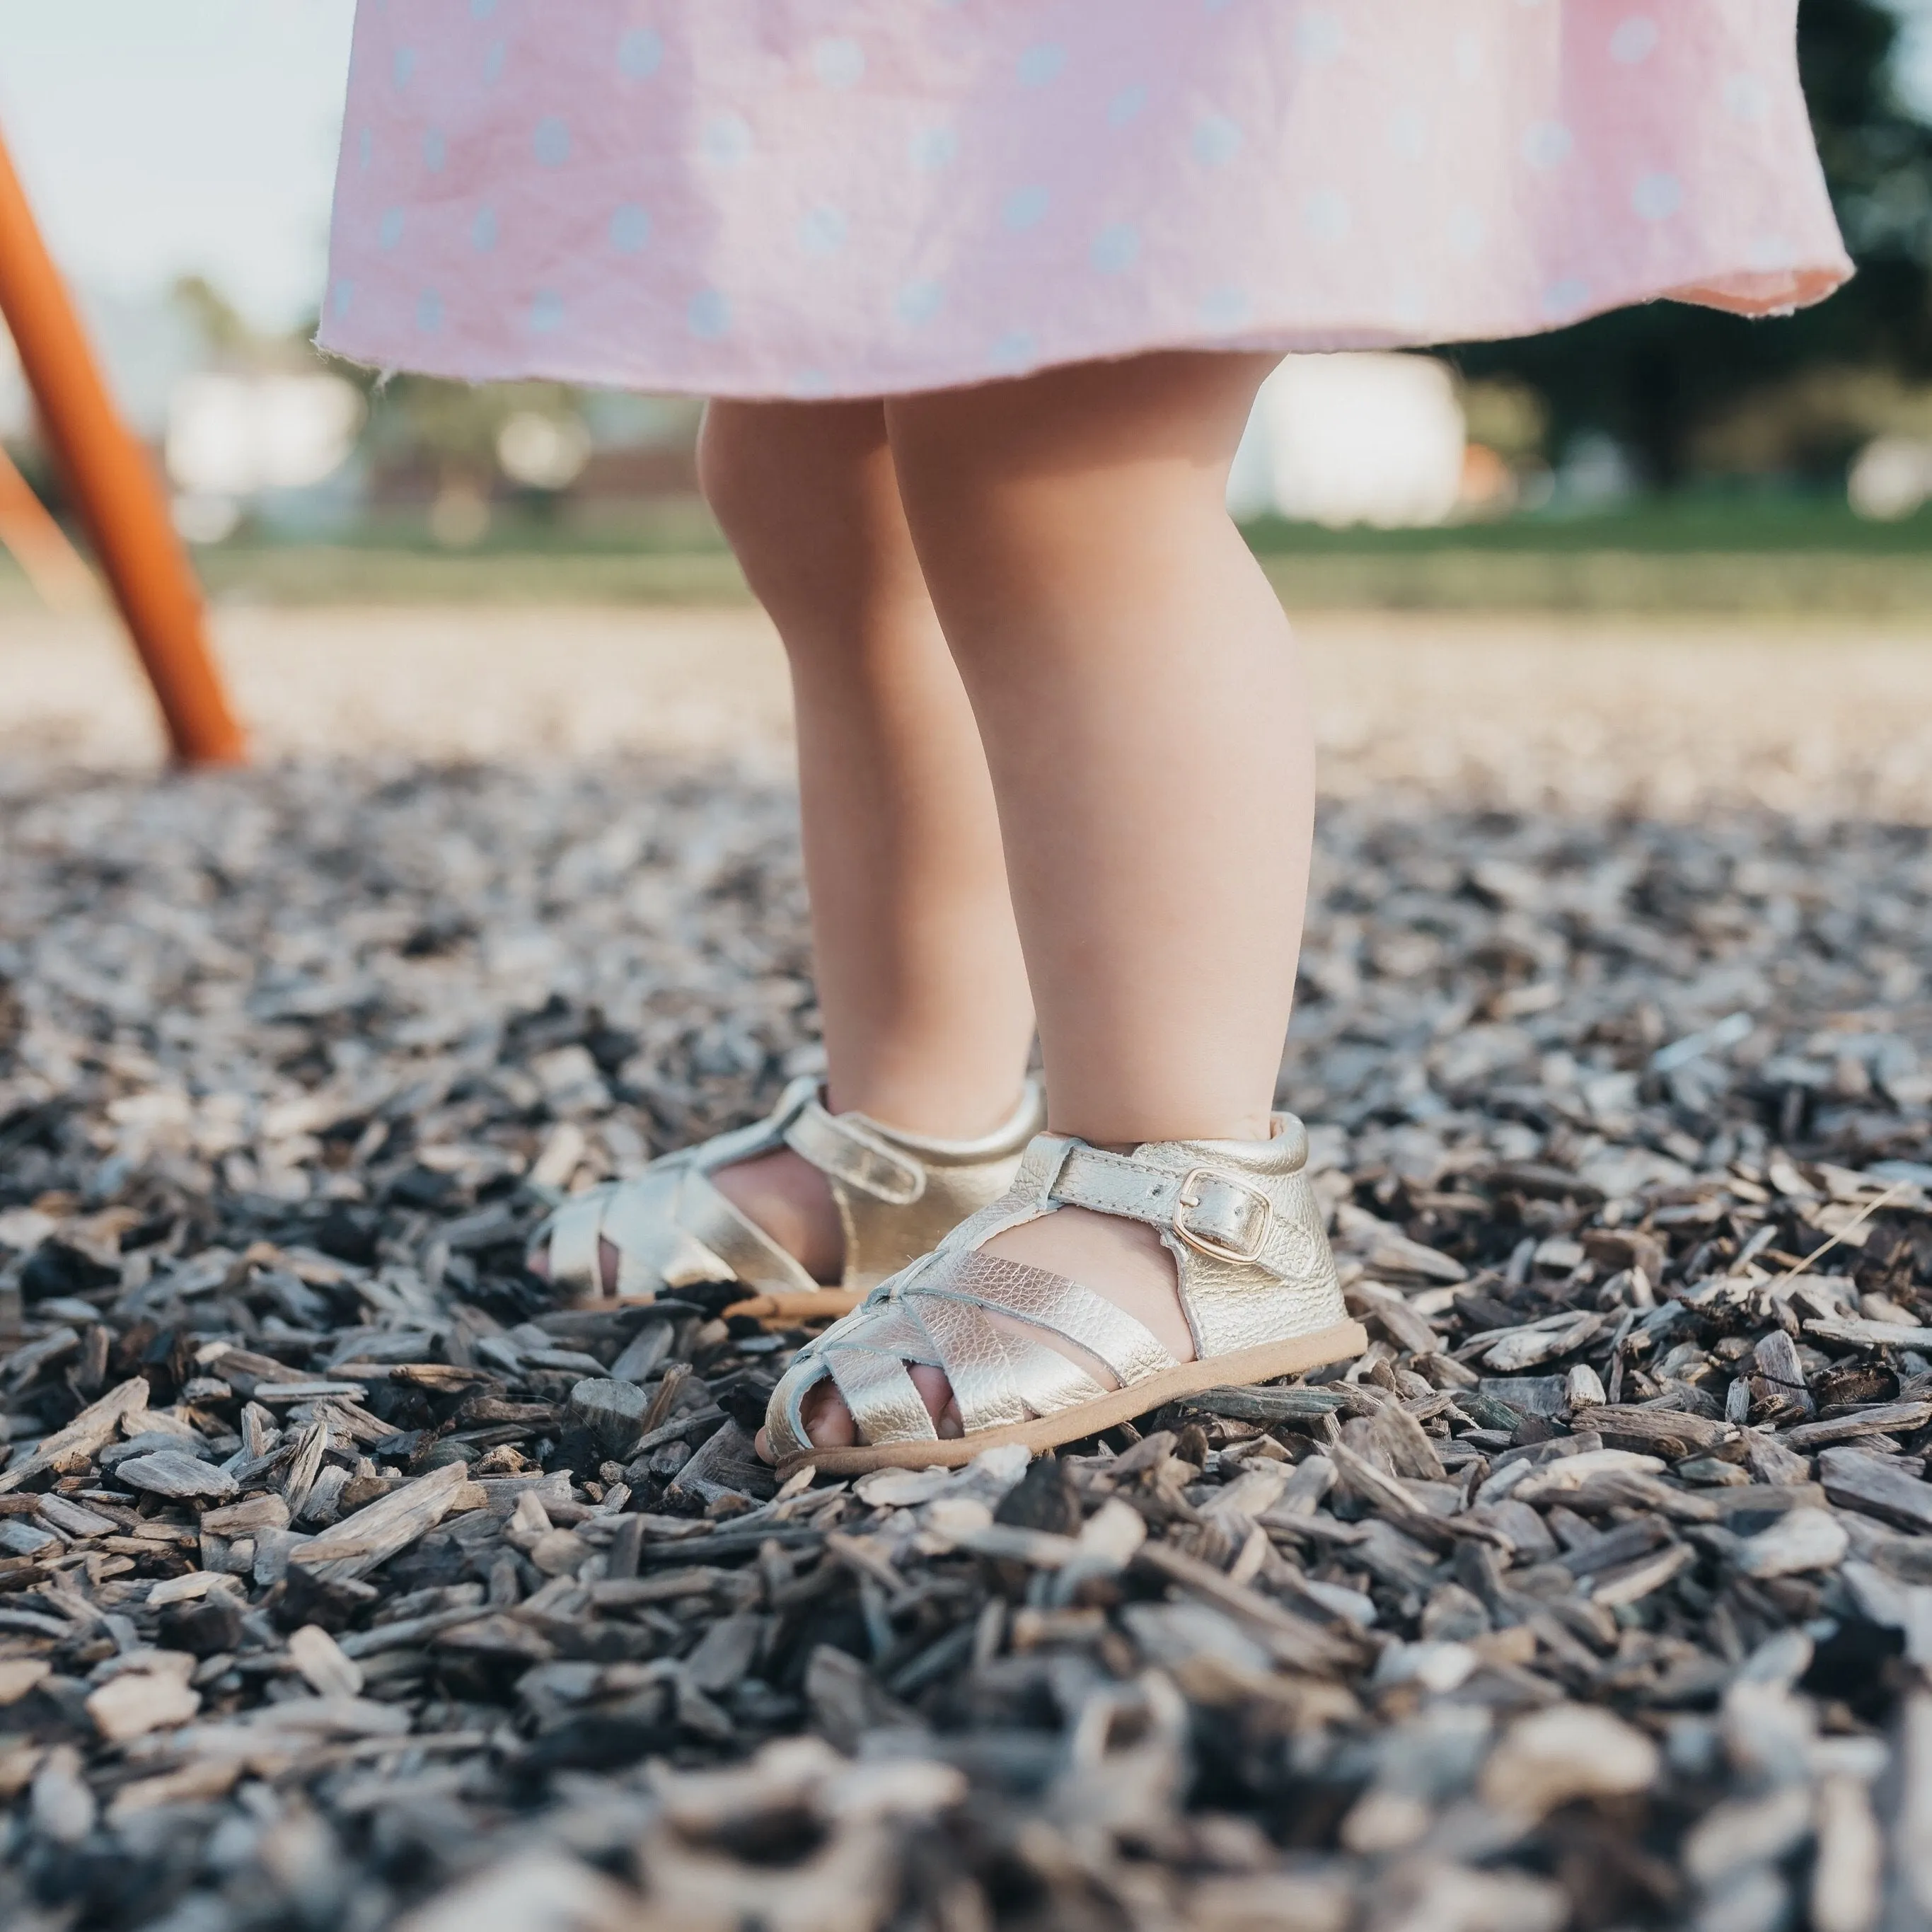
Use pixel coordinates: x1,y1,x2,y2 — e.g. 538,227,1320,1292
713,1147,845,1283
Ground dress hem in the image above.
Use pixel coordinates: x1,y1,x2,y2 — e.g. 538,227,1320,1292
313,257,1853,403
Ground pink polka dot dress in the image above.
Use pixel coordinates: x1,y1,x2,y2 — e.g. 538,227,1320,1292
319,0,1851,400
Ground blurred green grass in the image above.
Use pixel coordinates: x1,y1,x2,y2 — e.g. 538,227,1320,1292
1246,497,1932,613
8,494,1932,615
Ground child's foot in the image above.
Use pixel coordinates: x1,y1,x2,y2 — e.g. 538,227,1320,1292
524,1077,1045,1312
529,1147,844,1292
758,1118,1365,1471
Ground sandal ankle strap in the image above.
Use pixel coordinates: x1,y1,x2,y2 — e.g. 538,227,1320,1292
1044,1141,1280,1268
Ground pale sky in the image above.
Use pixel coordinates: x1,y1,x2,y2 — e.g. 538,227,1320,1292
0,0,356,331
3,1,1931,336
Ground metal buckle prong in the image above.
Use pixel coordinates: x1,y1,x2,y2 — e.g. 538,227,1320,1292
1172,1167,1273,1265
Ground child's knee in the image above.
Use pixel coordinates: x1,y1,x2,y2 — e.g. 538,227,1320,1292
698,399,889,557
694,405,785,554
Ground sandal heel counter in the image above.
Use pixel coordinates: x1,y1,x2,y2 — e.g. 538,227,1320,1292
1167,1126,1346,1360
835,1084,1048,1288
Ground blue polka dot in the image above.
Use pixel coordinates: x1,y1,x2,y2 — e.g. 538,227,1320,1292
1303,188,1350,239
332,277,354,318
1090,222,1140,274
1521,122,1573,169
378,207,405,249
608,203,650,253
1198,287,1251,331
688,289,731,339
529,289,565,333
393,46,417,86
896,279,944,325
1446,206,1486,255
1019,42,1066,86
533,117,571,166
415,289,442,332
1002,185,1050,231
357,127,374,170
482,41,506,83
990,329,1036,372
1109,85,1148,127
469,0,497,16
1192,115,1242,167
1387,109,1428,161
422,128,446,172
797,206,848,257
1296,11,1345,62
472,205,498,251
618,28,663,79
908,127,958,171
1632,171,1682,220
1610,16,1660,64
1541,275,1590,320
701,114,753,168
812,37,865,88
789,370,834,399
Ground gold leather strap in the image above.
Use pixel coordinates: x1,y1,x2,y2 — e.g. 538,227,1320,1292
908,1294,1031,1434
1048,1145,1278,1268
782,1102,925,1204
767,1251,1168,1452
678,1179,819,1297
825,1345,937,1445
914,1252,1172,1387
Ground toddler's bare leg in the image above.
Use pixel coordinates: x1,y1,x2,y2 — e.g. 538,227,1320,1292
553,399,1035,1288
700,400,1033,1135
786,352,1311,1444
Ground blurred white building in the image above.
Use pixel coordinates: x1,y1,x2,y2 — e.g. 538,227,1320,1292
1,287,364,545
1846,435,1932,521
166,371,364,541
1227,352,1467,528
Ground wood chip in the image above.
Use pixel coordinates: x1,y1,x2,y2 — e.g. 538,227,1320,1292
86,1671,201,1742
288,1461,468,1584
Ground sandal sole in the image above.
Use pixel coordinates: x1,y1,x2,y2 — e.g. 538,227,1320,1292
723,1288,866,1326
547,1286,861,1319
774,1317,1369,1478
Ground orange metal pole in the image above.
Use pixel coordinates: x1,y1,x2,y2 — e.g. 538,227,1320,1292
0,123,245,763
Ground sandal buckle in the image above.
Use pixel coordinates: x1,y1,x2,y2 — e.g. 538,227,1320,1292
1172,1167,1273,1265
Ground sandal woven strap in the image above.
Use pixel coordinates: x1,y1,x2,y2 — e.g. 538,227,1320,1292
765,1249,1171,1459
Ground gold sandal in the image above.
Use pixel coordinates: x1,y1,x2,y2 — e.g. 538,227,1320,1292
531,1076,1046,1320
763,1112,1365,1474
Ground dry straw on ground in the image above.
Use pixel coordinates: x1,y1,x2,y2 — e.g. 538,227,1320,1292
6,604,1932,819
0,606,1930,1930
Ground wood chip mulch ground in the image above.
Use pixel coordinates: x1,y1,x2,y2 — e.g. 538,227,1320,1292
1,756,1931,1932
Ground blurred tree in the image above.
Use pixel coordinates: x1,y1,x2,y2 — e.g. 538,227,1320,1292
170,275,256,357
1455,0,1932,486
349,374,581,490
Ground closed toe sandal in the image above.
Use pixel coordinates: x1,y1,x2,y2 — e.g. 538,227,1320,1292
531,1076,1046,1321
763,1112,1367,1476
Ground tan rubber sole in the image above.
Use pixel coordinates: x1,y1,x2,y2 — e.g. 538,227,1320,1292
724,1288,865,1326
775,1317,1369,1479
552,1287,861,1321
